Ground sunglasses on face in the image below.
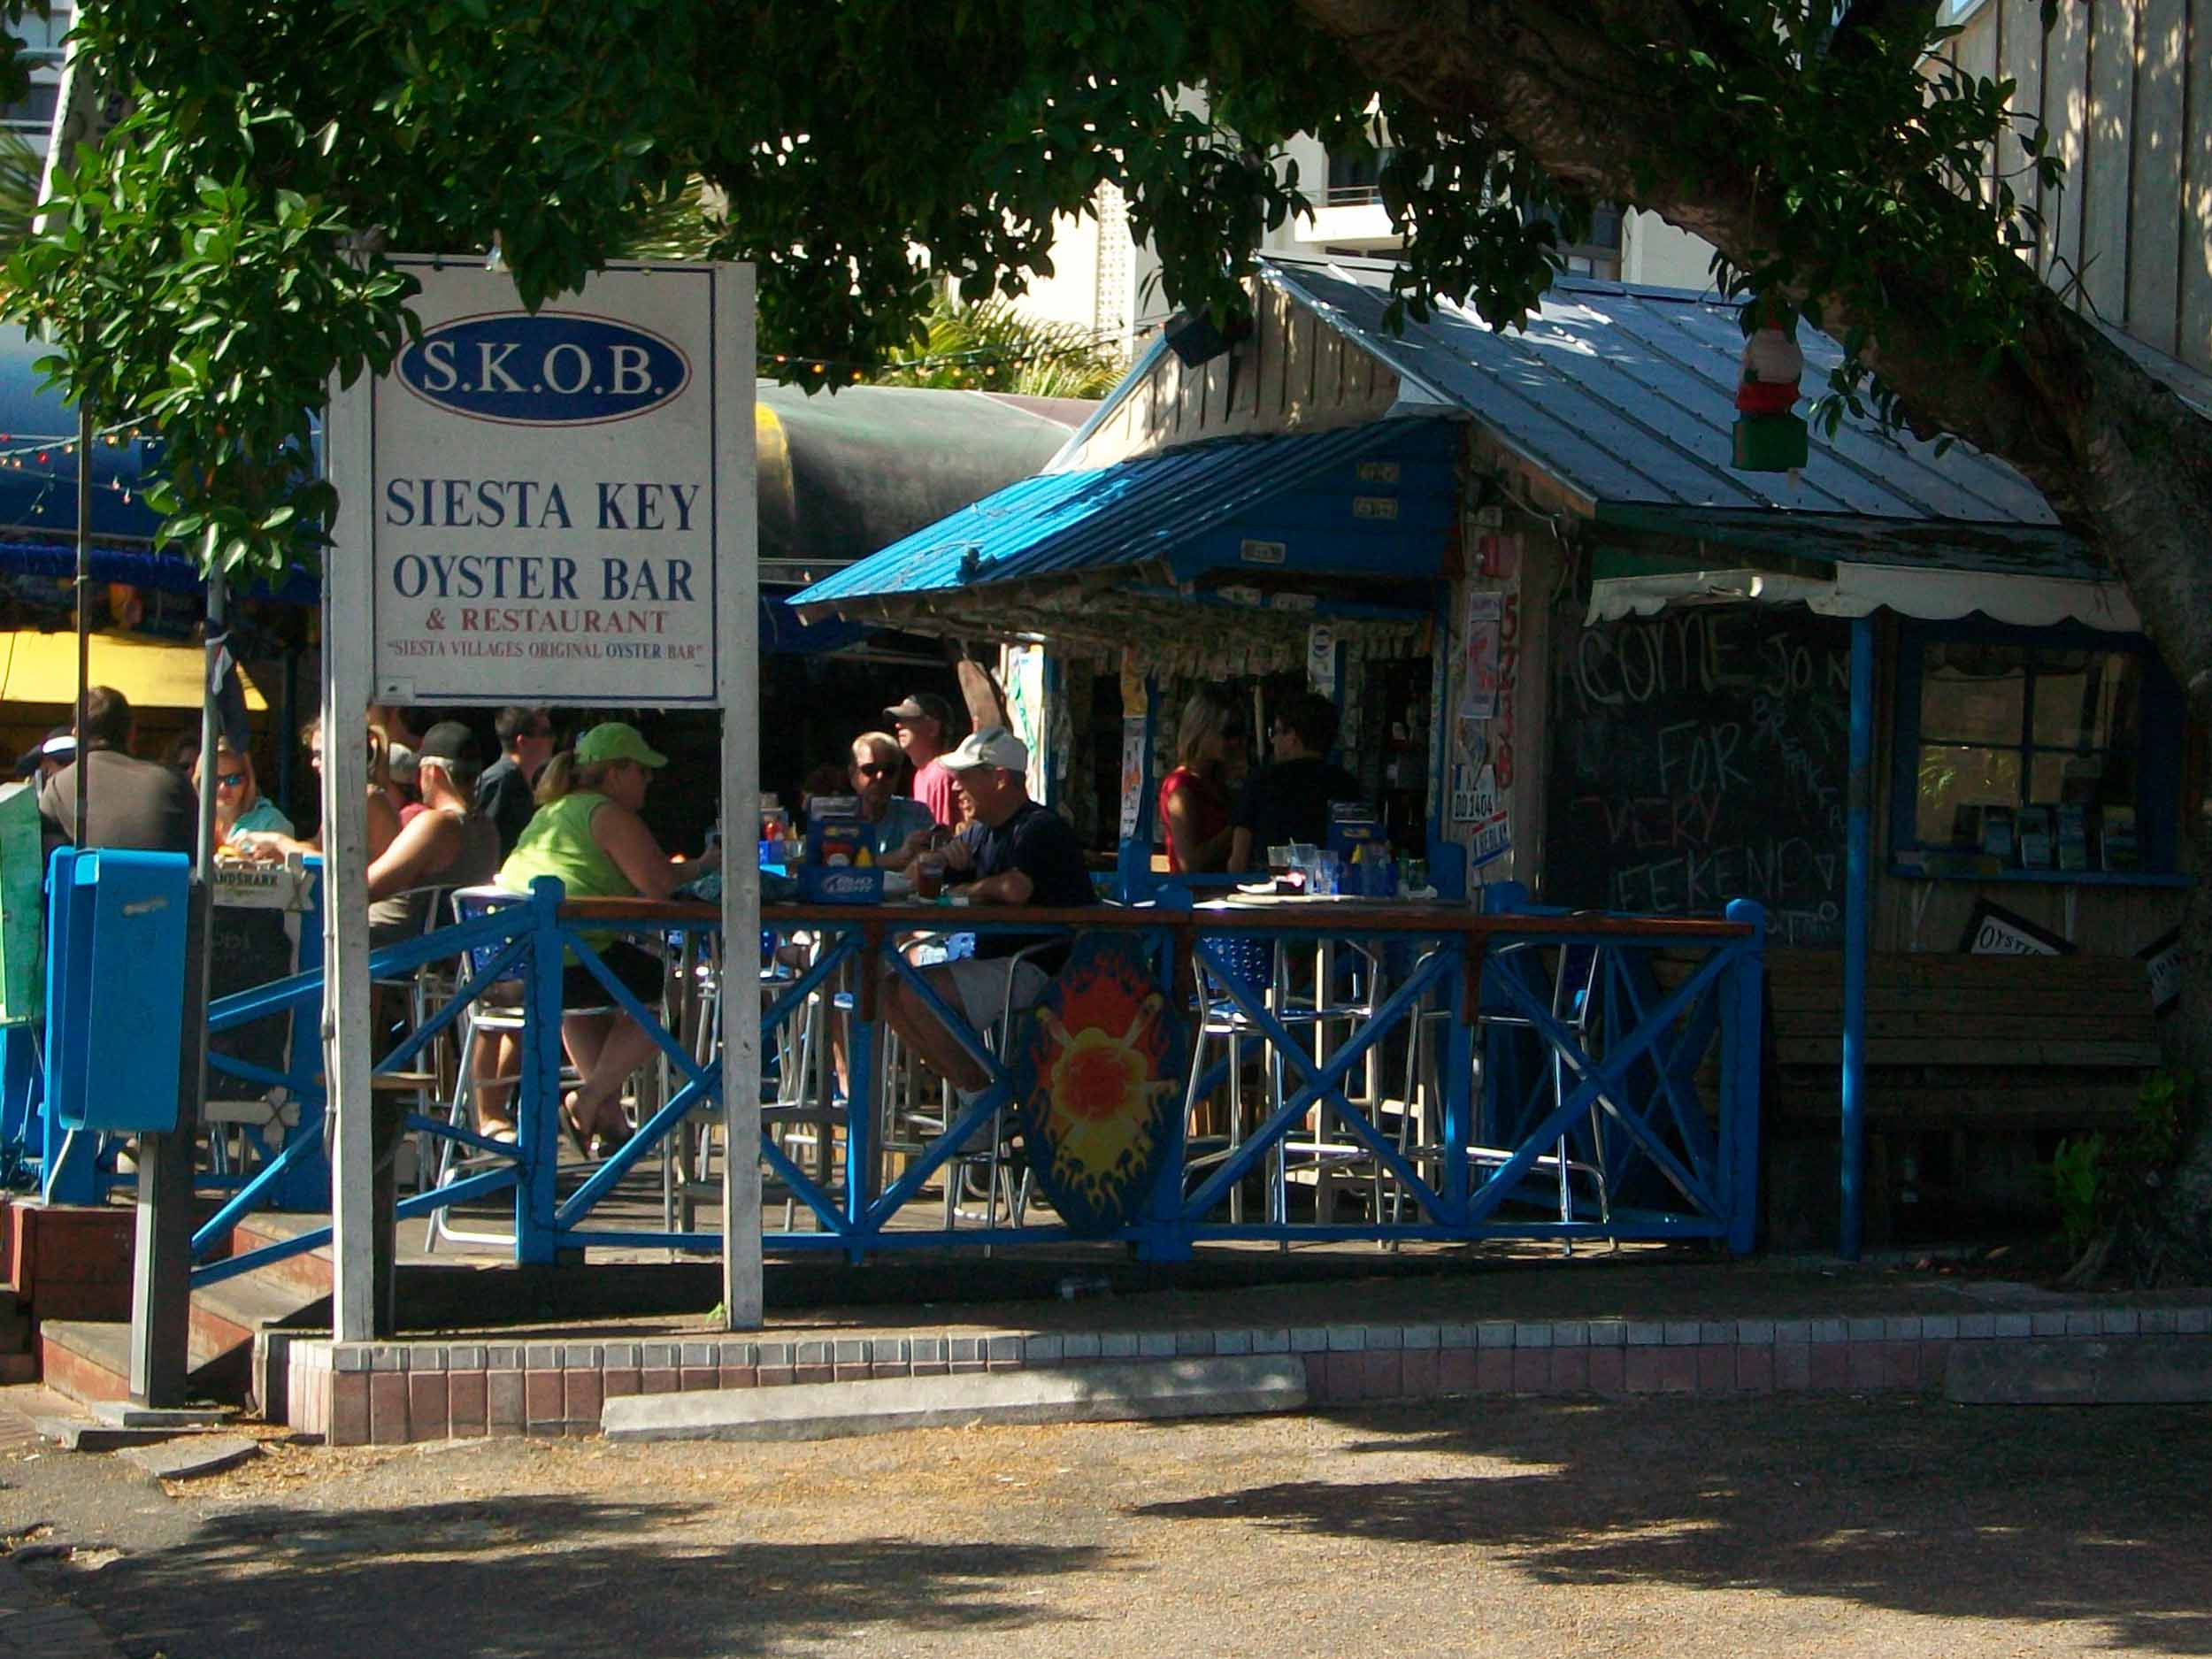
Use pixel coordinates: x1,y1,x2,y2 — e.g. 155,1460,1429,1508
856,762,896,778
216,771,247,787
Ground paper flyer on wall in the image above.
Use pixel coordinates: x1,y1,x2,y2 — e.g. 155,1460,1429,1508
1460,591,1502,719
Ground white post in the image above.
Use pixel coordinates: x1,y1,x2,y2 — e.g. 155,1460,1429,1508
323,369,379,1344
718,265,764,1329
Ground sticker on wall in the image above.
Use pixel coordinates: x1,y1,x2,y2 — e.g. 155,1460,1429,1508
1448,721,1488,824
1958,898,2075,956
1469,808,1512,871
2138,926,2181,1015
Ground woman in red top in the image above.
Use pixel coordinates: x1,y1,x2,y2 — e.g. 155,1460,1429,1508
1157,688,1245,873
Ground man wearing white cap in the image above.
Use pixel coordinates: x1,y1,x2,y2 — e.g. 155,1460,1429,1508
12,727,75,787
880,726,1094,1117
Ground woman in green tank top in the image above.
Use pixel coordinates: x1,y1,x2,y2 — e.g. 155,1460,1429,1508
495,723,718,1156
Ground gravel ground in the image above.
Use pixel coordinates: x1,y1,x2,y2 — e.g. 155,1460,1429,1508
5,1386,2209,1658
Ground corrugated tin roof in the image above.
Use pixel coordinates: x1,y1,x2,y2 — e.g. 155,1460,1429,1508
1261,257,2060,527
791,416,1457,610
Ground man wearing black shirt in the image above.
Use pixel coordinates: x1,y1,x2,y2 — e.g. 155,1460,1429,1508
38,687,196,857
474,705,554,858
1228,689,1363,871
881,726,1094,1109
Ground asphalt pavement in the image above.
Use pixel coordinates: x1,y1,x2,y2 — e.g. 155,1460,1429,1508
4,1379,2207,1657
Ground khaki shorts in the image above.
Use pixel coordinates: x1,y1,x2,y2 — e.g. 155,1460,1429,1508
937,956,1050,1038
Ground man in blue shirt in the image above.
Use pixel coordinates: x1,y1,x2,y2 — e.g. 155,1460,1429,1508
851,730,935,864
880,726,1094,1133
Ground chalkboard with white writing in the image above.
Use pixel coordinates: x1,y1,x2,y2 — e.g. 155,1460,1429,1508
1547,604,1850,946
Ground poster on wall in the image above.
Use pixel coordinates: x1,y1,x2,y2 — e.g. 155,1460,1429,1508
1118,717,1148,839
1460,592,1502,719
369,257,739,704
1003,643,1048,800
1306,625,1338,699
1959,898,2076,956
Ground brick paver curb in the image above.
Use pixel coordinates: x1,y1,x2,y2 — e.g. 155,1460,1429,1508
286,1302,2212,1444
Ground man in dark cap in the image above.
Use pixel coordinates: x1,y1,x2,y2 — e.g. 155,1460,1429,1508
883,690,959,828
365,720,502,950
38,687,196,856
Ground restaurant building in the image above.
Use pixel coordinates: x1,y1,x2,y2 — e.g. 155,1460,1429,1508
796,255,2205,1247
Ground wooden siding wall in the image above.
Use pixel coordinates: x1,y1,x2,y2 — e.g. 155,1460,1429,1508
1953,0,2212,372
1060,284,1405,470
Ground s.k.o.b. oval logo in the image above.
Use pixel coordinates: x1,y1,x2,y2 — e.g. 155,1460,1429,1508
396,311,691,426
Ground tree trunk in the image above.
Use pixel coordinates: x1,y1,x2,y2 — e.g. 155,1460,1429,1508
1294,0,2212,1256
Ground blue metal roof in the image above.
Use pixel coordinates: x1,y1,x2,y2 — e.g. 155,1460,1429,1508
792,416,1461,610
1262,258,2060,527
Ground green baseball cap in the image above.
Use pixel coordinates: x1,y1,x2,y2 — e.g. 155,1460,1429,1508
574,721,669,769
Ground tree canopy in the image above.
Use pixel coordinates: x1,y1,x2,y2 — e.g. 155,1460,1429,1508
0,0,2098,579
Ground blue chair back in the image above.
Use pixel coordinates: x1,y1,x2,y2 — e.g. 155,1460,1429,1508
1202,933,1275,1005
450,885,529,984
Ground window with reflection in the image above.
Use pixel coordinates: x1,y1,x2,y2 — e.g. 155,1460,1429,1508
1893,623,2178,877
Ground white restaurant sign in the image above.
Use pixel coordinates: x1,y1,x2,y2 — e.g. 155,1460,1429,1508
369,257,733,704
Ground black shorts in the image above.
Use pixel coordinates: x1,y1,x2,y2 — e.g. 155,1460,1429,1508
563,940,665,1010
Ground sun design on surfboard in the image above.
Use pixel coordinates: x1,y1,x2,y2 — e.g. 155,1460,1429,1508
1016,940,1186,1233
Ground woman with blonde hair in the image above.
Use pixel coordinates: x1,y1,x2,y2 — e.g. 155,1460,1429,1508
195,742,295,846
497,722,718,1156
1156,687,1245,874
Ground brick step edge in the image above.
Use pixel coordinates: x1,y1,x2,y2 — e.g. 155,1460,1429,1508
286,1307,2212,1445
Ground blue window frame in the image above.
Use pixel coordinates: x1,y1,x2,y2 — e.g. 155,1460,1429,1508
1888,618,2185,883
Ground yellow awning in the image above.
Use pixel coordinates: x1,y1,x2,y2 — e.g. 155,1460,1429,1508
0,631,269,711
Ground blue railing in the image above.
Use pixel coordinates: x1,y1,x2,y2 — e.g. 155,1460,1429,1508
42,873,1764,1283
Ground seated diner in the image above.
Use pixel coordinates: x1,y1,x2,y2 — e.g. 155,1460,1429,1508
881,726,1094,1136
494,721,717,1156
196,741,294,846
365,722,502,952
1158,687,1245,874
1228,688,1363,872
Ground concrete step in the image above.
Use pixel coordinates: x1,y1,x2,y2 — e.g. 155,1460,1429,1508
36,1306,276,1410
227,1213,336,1302
602,1355,1310,1443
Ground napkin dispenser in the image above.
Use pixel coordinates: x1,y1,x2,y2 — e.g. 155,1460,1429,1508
800,796,883,904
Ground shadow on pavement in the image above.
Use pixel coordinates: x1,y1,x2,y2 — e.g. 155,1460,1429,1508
82,1493,1102,1659
1133,1396,2212,1653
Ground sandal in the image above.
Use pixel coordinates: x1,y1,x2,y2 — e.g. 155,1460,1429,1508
588,1117,634,1161
559,1094,593,1159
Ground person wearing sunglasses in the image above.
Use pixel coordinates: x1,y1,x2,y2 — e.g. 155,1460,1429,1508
851,730,935,868
194,741,295,848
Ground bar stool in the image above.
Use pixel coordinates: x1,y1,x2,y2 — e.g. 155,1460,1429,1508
1387,939,1611,1236
425,886,634,1251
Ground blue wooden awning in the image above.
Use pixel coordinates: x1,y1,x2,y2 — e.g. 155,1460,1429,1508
791,416,1462,621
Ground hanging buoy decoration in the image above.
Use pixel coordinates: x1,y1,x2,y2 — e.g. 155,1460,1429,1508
1732,299,1809,472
